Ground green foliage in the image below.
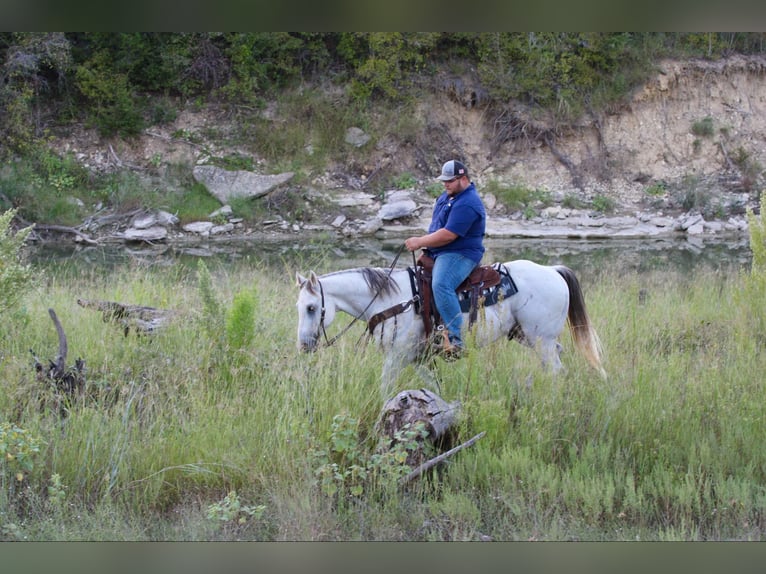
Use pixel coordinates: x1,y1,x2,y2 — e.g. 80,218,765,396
643,182,666,197
0,251,765,540
484,180,552,212
211,154,255,172
477,33,654,122
225,289,257,352
340,33,439,101
74,50,144,137
390,172,417,189
591,194,616,213
0,422,43,483
561,193,586,209
0,33,73,156
311,413,431,500
730,147,763,191
424,182,444,198
219,33,304,102
196,259,222,336
0,209,36,317
46,473,67,511
691,116,714,137
206,490,266,529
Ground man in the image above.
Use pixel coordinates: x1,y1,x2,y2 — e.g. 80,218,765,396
404,159,486,355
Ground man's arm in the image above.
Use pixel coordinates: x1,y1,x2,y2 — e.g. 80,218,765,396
404,228,458,251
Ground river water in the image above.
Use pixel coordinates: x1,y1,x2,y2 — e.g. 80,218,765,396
27,234,753,283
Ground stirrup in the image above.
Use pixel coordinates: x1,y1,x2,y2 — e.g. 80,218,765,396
437,325,464,360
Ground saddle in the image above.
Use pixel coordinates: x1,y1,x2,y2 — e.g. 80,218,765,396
413,253,501,341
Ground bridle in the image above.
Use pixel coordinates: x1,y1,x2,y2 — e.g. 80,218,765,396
313,244,408,347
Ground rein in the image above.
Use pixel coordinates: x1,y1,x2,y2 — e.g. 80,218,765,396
318,243,407,347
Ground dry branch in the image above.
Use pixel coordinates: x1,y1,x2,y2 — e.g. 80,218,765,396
30,308,85,404
401,431,486,484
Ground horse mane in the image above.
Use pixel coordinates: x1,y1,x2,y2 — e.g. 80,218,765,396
325,267,401,297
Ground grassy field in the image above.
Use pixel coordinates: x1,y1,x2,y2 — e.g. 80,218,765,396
0,250,764,541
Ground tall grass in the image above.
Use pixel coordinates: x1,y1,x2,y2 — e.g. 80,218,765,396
0,251,764,540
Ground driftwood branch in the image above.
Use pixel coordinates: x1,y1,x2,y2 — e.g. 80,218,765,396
401,431,486,484
30,308,85,408
30,223,99,245
109,144,145,171
49,308,68,377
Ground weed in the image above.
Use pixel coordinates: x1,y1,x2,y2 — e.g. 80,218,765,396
484,180,551,212
0,209,37,316
390,172,418,189
643,183,666,197
591,194,616,213
425,182,444,198
206,491,266,528
691,116,714,137
561,194,586,209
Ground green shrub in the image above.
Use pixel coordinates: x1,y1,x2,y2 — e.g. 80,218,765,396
691,116,714,137
226,289,257,352
390,173,417,189
0,422,43,481
0,209,36,317
644,183,666,197
484,180,552,212
74,51,145,137
561,194,587,209
591,194,616,213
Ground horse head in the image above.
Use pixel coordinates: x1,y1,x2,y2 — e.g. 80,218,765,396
295,271,335,352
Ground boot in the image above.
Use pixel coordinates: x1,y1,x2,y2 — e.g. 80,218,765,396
441,329,465,360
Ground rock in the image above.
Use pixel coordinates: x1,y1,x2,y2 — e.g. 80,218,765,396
192,165,294,204
210,223,234,235
209,205,233,219
345,127,370,147
378,199,418,221
358,217,384,235
124,226,168,242
182,221,214,234
131,210,179,230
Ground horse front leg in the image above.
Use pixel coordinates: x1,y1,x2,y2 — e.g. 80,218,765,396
380,353,408,399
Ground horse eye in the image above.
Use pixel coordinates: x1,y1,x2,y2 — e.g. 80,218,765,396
307,305,316,313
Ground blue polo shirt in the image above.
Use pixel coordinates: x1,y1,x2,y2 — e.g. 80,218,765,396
427,182,486,264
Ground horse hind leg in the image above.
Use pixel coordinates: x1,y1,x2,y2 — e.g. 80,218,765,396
538,337,564,374
511,321,564,371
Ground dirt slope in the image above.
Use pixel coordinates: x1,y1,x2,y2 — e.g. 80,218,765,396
51,56,766,218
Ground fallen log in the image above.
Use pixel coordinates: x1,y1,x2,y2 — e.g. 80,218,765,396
77,298,176,336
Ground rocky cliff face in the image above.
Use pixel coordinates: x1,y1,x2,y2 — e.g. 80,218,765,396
426,55,766,210
49,56,766,242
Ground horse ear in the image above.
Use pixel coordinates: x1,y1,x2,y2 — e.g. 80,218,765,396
296,272,307,287
299,271,321,295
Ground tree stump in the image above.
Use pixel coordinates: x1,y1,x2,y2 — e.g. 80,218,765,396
30,308,85,417
376,388,463,478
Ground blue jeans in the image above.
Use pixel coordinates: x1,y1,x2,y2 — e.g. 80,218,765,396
432,252,477,347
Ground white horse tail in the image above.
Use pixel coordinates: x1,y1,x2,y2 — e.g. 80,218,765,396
554,266,607,379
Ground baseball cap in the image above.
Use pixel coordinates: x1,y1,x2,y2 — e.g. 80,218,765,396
437,160,468,181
